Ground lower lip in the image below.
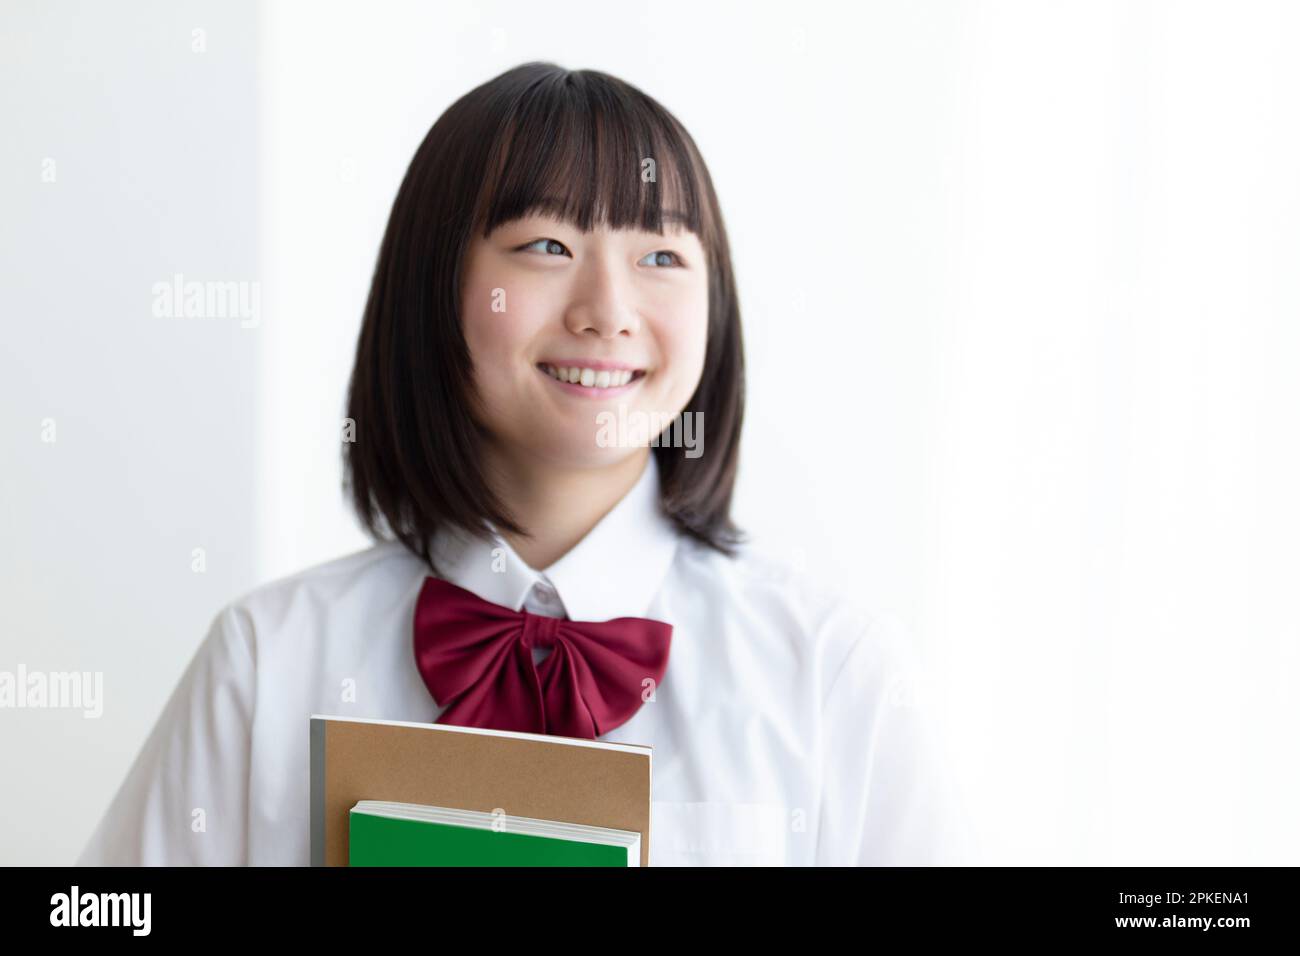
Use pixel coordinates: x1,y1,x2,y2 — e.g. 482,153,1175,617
537,364,645,399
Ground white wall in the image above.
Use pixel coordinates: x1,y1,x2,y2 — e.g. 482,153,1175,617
3,0,1297,865
0,0,261,864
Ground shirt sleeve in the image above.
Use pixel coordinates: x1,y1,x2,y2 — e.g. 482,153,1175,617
817,610,976,865
74,603,256,866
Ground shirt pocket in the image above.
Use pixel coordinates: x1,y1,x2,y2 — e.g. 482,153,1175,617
650,800,790,866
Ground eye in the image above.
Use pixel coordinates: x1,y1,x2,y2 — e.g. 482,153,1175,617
518,238,572,257
638,250,683,268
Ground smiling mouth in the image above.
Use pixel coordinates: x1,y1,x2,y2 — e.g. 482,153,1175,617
537,363,647,389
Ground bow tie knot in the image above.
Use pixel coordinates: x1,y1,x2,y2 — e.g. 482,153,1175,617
412,576,673,739
520,610,561,650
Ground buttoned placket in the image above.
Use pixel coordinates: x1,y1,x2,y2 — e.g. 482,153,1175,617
526,578,566,665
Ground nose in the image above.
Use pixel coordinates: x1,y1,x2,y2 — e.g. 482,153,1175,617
563,252,642,339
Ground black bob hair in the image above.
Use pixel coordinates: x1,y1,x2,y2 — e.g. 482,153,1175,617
343,62,746,572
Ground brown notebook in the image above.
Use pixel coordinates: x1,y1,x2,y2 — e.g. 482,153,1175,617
310,714,654,866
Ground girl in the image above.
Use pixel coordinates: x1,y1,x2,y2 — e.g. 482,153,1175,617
76,62,972,866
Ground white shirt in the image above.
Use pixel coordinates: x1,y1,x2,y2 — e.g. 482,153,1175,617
76,454,974,866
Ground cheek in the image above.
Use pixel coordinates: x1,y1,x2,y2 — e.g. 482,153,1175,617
460,276,544,370
688,300,710,366
658,286,710,383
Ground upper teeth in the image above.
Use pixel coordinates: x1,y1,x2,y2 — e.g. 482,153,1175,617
543,365,636,388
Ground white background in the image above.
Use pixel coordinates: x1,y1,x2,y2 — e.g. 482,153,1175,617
2,0,1297,865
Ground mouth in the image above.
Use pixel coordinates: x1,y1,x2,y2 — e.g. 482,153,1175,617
536,362,648,397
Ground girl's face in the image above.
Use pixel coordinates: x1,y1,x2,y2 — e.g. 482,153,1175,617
459,212,709,468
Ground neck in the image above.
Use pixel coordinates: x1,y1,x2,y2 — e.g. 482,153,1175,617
484,445,652,571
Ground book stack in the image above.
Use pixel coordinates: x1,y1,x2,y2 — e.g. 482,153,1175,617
310,715,652,867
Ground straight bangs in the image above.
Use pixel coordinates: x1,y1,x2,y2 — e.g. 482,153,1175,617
472,70,719,251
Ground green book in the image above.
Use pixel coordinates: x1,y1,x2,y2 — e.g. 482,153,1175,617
348,800,642,866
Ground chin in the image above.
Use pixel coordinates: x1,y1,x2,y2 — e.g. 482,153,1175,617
514,426,616,461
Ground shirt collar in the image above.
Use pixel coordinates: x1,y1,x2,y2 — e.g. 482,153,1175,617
428,454,680,623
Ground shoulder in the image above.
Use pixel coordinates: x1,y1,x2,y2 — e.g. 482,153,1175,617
672,536,910,685
674,536,853,617
209,538,429,652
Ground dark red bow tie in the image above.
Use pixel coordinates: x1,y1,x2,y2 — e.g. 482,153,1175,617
412,576,673,739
